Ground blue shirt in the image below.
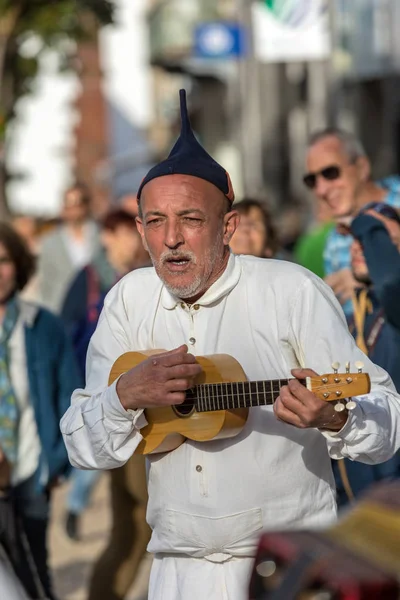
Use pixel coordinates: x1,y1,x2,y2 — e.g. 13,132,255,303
323,176,400,315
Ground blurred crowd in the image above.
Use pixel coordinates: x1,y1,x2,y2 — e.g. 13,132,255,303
0,125,400,598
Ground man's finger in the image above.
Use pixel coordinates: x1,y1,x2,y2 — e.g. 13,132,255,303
166,391,187,405
155,345,188,359
288,378,323,407
291,368,319,378
161,352,199,368
280,385,308,411
165,378,196,392
274,397,304,428
167,363,203,380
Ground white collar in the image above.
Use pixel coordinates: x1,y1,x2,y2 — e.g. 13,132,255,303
161,252,241,310
17,298,39,327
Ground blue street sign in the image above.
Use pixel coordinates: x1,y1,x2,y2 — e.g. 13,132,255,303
194,22,246,59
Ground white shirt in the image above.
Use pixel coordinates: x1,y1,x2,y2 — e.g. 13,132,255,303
7,309,41,485
61,254,400,598
62,223,93,269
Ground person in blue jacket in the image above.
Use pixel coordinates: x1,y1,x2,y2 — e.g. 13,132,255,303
333,202,400,506
0,223,81,599
60,209,149,545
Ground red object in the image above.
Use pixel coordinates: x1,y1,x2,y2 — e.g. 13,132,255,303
249,530,399,600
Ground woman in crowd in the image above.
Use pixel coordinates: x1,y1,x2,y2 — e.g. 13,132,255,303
229,198,280,258
0,223,80,599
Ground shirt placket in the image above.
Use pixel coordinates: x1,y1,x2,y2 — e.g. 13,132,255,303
179,301,201,350
179,302,209,498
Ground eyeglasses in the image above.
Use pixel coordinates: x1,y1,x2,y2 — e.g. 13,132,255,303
303,165,341,190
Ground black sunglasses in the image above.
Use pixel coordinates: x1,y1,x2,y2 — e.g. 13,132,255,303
303,165,341,190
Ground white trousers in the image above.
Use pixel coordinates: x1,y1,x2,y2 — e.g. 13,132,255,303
149,555,254,600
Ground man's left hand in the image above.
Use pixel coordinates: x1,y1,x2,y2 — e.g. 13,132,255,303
273,368,349,432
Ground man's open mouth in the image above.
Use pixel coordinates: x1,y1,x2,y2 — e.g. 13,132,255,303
165,257,190,265
164,256,192,270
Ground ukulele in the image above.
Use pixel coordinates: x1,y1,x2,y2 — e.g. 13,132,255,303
109,351,370,455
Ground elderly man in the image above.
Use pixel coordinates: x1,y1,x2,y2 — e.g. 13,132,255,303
304,128,400,315
61,91,400,600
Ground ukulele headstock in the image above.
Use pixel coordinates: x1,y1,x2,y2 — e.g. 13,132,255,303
309,362,370,412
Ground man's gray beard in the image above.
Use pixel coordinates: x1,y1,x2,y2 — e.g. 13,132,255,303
162,272,204,299
149,227,225,300
149,253,204,299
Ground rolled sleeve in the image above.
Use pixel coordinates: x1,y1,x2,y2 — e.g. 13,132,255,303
103,379,147,429
60,283,147,470
321,393,399,463
289,275,400,464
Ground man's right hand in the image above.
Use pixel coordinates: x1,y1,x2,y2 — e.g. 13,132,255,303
116,345,203,411
324,268,358,305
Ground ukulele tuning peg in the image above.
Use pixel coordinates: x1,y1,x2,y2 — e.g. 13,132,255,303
331,361,340,374
354,361,364,373
346,399,357,411
334,402,346,413
345,361,350,373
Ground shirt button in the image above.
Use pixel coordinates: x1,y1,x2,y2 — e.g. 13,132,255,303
196,465,202,472
180,302,185,309
193,304,200,310
189,337,196,345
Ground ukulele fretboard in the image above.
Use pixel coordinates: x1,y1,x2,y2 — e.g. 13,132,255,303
185,379,306,412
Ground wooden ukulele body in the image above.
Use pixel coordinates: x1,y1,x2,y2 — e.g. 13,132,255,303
109,351,249,455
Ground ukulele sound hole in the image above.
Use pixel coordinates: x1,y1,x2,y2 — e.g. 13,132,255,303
173,398,195,418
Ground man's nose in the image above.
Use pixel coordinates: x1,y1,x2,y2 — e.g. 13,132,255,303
314,175,332,199
165,222,184,249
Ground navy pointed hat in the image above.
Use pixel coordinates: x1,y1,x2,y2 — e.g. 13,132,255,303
137,89,234,203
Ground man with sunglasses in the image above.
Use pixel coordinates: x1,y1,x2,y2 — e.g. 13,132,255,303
304,128,400,316
332,203,400,505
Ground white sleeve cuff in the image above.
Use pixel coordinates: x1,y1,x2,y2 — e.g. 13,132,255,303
320,403,363,443
104,379,147,430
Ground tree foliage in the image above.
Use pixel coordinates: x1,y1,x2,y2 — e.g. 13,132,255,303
0,0,115,215
0,0,115,124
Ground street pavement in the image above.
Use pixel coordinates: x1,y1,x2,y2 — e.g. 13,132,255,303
49,474,151,600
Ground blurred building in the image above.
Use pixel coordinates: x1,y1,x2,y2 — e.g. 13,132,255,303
332,0,400,177
6,0,400,221
146,0,244,197
98,0,154,204
145,0,400,223
6,43,80,217
74,15,110,218
5,0,153,218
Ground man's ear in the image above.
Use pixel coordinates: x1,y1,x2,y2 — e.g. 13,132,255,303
223,210,240,245
356,156,371,182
